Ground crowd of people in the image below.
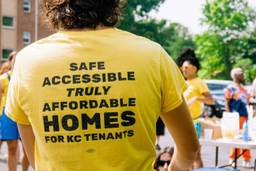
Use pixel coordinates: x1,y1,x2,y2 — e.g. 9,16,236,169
0,0,255,171
155,49,256,169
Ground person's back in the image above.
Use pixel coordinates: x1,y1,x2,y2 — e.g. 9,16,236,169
8,28,176,171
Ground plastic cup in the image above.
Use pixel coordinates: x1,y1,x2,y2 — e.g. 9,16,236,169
204,129,213,140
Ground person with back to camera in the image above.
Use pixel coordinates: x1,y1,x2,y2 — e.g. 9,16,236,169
176,49,214,169
5,0,199,170
225,68,252,168
154,146,174,171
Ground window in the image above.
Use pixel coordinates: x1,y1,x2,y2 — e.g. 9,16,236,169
23,0,31,13
2,49,13,61
23,32,31,44
2,16,14,28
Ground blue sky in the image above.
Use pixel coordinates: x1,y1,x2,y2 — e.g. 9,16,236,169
152,0,256,34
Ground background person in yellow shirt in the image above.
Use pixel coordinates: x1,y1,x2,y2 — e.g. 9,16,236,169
0,56,12,159
177,49,214,169
0,52,30,171
6,1,200,171
0,52,20,171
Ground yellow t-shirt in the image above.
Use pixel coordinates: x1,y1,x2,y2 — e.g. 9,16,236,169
0,71,11,114
184,78,209,119
5,28,186,171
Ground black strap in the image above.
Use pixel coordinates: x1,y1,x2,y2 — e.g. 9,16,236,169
6,72,10,81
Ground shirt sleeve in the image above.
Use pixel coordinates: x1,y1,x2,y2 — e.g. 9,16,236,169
160,48,187,113
5,54,30,125
199,80,209,94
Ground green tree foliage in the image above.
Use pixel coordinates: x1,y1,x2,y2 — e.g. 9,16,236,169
194,0,256,81
118,0,195,59
165,23,195,59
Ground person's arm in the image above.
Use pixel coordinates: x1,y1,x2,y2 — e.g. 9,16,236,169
160,98,200,171
185,96,198,106
186,92,214,106
18,124,35,169
198,92,214,105
224,87,232,112
196,81,214,105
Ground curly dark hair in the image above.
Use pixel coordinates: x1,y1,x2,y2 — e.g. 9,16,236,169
176,48,201,70
42,0,126,30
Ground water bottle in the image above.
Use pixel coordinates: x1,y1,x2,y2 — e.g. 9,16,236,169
243,121,249,142
195,122,201,139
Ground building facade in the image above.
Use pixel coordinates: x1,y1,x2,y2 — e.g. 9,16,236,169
1,0,53,62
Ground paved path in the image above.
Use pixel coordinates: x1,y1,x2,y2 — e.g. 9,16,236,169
0,142,33,171
159,129,255,171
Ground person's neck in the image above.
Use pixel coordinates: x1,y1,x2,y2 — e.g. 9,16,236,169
63,25,112,32
234,80,242,86
187,75,197,80
94,25,112,30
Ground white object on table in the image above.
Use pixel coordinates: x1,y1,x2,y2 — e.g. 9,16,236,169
204,128,213,140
